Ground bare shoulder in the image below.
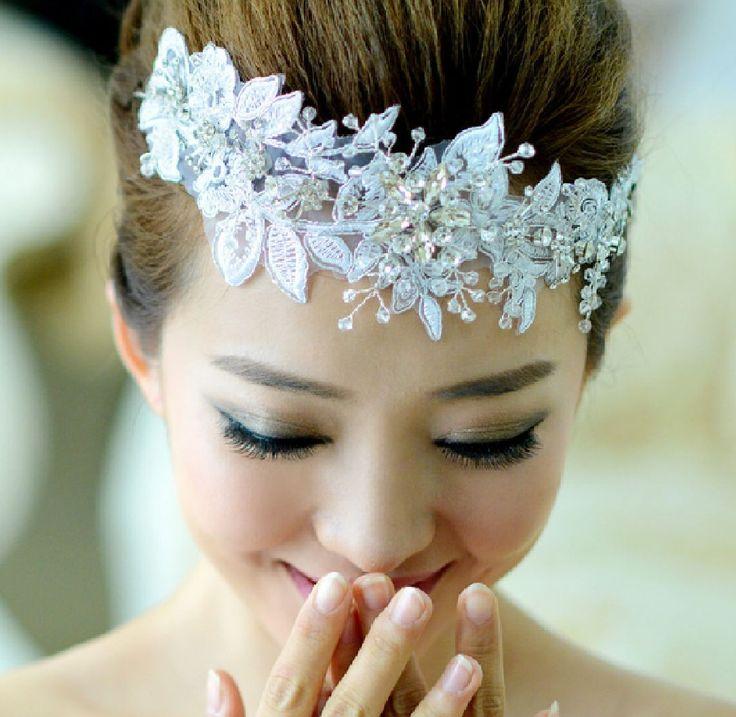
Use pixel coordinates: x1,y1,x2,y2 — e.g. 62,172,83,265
497,592,736,717
0,615,158,717
549,634,736,717
608,662,736,717
0,657,91,717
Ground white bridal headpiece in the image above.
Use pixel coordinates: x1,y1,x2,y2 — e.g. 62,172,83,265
135,27,643,341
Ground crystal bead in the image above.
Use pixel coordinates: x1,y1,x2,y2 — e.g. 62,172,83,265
301,106,317,122
460,307,476,322
343,113,359,129
338,316,354,331
499,313,513,329
447,297,461,313
343,289,357,302
486,290,502,304
509,160,524,175
429,277,449,296
465,271,479,286
517,142,535,158
376,306,391,324
470,289,486,303
411,127,426,143
578,318,592,333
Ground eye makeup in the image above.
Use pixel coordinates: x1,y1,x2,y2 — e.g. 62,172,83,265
214,406,546,470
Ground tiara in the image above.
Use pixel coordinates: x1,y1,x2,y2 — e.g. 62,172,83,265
134,27,643,341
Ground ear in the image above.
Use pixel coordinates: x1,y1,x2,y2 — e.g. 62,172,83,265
106,279,164,417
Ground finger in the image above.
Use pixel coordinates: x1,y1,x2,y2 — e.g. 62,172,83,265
353,574,428,716
323,586,433,717
328,599,362,688
411,654,482,717
257,571,351,717
455,583,505,717
207,668,245,717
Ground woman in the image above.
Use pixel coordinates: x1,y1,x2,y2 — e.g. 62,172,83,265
1,0,734,715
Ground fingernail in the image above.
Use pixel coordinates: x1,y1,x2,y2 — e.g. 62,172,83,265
462,582,495,626
359,574,392,611
315,571,348,614
206,669,224,716
440,654,474,694
389,586,428,627
549,699,560,715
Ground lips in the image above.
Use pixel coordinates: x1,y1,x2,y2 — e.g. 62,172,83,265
282,560,452,600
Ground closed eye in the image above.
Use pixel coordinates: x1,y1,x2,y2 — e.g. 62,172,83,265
216,410,544,470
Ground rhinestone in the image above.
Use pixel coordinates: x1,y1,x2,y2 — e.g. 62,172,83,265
509,160,524,175
343,113,359,129
460,308,476,322
429,278,449,296
486,290,503,304
447,297,461,313
517,142,535,159
578,318,592,333
411,127,426,143
470,289,486,303
338,316,353,331
499,313,513,329
301,106,317,122
376,306,391,324
540,226,553,246
343,289,357,302
465,271,479,286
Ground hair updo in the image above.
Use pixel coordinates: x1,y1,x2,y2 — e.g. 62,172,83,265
108,0,644,375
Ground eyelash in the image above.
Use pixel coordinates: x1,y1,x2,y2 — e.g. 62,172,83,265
218,411,543,471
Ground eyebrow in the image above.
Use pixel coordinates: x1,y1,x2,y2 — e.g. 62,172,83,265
209,354,556,402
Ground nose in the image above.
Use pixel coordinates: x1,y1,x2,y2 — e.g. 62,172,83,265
312,461,437,575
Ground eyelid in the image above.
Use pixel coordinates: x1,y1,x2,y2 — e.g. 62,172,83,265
217,408,330,442
437,410,549,443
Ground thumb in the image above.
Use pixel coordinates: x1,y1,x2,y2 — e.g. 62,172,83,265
206,668,246,717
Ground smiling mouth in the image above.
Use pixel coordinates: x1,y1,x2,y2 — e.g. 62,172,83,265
281,560,453,598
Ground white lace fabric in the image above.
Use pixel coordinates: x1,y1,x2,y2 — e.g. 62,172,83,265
135,27,643,341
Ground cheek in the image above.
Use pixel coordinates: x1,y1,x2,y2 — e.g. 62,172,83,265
443,426,567,565
167,409,311,554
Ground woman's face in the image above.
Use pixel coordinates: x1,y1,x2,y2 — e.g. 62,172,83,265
150,246,589,652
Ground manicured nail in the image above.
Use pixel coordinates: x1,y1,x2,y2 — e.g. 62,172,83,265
359,574,392,610
462,582,495,626
315,571,348,614
549,699,560,715
440,654,475,694
207,669,224,716
389,587,428,626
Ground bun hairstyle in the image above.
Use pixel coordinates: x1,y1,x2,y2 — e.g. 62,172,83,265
108,0,644,374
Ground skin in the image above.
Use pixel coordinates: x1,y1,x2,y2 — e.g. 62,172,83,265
2,238,735,716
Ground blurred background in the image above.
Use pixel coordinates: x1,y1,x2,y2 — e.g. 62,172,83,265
0,0,734,704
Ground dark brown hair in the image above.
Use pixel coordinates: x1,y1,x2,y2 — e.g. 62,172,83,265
108,0,644,375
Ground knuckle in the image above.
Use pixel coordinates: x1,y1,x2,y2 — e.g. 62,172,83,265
324,688,370,717
365,627,405,663
262,667,312,713
476,689,505,715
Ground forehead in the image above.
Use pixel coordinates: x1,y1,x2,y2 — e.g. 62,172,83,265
167,242,587,404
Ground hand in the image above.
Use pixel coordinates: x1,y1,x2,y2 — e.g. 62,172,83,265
204,570,483,716
325,574,559,717
203,571,560,716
